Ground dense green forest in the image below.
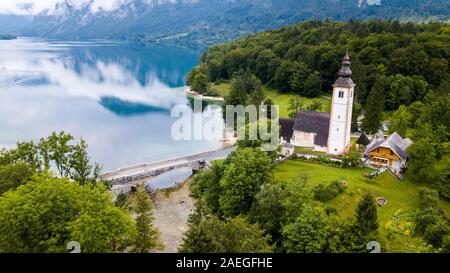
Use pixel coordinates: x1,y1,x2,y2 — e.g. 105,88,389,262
194,20,448,103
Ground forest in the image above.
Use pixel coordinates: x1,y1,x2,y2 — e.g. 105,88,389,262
193,20,448,105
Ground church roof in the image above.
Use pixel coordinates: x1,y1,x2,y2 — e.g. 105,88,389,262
279,118,294,141
364,132,413,161
293,110,330,147
333,77,355,88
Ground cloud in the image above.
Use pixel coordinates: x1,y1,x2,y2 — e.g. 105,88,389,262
0,0,134,15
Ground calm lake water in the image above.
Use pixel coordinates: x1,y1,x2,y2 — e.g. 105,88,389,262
0,38,224,171
145,167,193,190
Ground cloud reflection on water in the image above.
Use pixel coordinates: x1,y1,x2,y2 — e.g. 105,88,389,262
0,41,187,109
0,38,223,171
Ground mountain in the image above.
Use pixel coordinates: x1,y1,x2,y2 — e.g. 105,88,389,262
0,14,32,36
11,0,450,45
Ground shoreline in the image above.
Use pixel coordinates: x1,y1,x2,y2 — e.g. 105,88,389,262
183,86,224,102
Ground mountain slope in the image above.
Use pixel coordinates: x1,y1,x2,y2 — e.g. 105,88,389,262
17,0,450,45
0,14,32,35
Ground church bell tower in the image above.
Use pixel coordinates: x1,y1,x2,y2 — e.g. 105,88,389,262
327,50,355,155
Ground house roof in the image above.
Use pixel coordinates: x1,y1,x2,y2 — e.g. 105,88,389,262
356,133,370,146
293,110,330,147
364,132,413,161
279,118,294,141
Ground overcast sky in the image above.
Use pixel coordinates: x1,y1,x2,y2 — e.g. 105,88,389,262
0,0,136,15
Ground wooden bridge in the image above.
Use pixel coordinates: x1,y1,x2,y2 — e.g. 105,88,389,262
99,147,234,185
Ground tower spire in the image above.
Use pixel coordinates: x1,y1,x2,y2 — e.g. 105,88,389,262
338,49,352,77
333,49,355,88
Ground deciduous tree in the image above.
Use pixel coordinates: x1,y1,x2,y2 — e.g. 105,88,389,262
0,174,135,253
219,148,273,217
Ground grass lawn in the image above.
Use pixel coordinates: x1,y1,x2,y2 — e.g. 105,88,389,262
264,88,330,118
275,159,450,252
210,82,330,118
294,146,329,156
210,82,232,97
350,136,361,152
210,159,225,166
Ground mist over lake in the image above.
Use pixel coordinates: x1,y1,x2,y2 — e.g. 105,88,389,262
0,38,224,171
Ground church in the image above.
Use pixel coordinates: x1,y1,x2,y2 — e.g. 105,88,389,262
280,50,355,155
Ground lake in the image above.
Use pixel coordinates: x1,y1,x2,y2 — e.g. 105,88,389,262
0,38,225,171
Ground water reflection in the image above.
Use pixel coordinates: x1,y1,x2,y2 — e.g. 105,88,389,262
99,96,170,117
0,38,224,171
145,167,193,190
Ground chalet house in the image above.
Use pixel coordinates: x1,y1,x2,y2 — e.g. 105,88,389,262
363,132,413,174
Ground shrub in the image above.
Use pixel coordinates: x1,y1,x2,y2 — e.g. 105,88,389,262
424,220,449,248
325,205,337,215
442,235,450,253
342,151,362,168
415,189,450,249
415,207,440,234
436,175,450,201
205,89,220,97
419,189,439,210
313,180,345,202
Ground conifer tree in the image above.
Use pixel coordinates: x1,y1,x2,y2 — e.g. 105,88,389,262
133,186,161,252
355,193,379,235
361,78,385,134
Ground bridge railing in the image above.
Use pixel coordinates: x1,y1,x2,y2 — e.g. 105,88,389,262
100,146,233,179
106,159,211,185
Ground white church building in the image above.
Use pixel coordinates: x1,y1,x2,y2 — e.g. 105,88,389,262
280,50,355,155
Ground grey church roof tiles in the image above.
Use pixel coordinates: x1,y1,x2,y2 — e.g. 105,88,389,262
279,118,294,141
293,110,330,147
333,77,355,88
